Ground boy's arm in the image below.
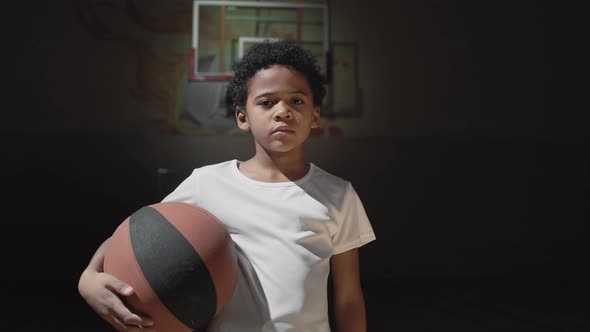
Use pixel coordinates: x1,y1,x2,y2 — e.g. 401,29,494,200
82,236,110,273
330,248,367,332
78,237,154,331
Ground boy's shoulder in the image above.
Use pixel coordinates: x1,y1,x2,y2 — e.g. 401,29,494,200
309,163,351,189
192,160,235,174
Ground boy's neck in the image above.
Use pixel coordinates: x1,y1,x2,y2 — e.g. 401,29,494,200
240,149,309,183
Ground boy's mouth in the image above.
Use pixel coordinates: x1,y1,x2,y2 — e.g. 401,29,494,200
272,126,295,135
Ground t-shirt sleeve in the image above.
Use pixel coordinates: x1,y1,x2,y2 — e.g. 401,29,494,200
161,169,200,205
332,183,376,255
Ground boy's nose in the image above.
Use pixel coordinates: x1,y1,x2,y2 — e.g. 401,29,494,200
273,104,293,120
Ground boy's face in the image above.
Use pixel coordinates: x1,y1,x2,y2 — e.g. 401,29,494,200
236,65,320,154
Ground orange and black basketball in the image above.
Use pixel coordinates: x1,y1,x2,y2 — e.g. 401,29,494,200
104,202,237,332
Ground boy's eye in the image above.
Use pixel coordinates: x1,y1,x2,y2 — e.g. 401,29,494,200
259,100,273,107
291,99,303,105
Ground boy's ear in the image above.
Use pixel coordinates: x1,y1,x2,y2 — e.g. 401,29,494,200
235,106,250,131
311,106,321,128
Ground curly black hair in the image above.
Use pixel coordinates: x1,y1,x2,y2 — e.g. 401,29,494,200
227,39,326,111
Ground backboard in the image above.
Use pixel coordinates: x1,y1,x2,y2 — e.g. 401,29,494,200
182,0,362,130
190,1,330,81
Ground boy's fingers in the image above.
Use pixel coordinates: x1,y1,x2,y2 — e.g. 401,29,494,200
105,315,129,332
139,317,154,327
112,302,150,326
104,275,134,296
111,300,154,327
126,327,156,332
107,310,155,331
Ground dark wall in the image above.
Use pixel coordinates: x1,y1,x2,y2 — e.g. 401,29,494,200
2,2,587,325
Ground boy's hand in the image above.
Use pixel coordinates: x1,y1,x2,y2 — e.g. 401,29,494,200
78,269,155,331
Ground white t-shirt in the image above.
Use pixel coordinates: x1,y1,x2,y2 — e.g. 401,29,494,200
162,160,376,332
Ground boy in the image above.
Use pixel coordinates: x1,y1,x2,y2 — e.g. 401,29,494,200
78,40,376,332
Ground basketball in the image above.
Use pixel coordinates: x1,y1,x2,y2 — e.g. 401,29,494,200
104,202,238,332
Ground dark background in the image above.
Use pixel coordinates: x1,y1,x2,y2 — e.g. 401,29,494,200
3,0,588,331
